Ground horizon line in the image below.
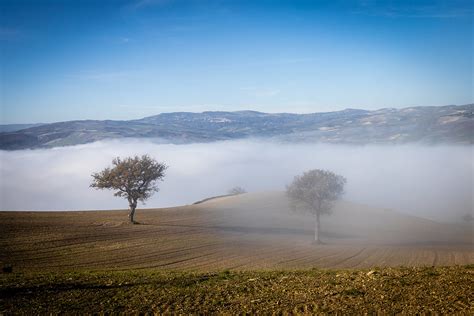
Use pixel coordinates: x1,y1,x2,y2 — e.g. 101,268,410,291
1,103,472,126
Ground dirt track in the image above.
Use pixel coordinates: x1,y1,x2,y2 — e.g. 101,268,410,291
0,192,472,272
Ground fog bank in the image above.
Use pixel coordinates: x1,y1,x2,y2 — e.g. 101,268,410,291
0,139,472,222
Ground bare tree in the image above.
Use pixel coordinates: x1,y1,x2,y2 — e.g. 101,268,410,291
286,169,346,244
462,213,473,223
228,186,247,195
91,155,167,224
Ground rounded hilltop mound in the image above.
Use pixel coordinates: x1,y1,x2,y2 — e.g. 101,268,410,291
199,191,470,245
0,191,472,272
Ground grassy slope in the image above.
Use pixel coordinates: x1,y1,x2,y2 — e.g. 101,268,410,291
1,266,473,314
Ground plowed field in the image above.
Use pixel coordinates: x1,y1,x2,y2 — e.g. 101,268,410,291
1,192,472,271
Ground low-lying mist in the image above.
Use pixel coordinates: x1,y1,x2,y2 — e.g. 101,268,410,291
0,139,472,222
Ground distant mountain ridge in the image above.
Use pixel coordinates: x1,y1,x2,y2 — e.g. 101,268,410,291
0,104,472,150
0,123,44,133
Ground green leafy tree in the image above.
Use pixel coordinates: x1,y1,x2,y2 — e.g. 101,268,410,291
286,169,346,244
91,155,167,223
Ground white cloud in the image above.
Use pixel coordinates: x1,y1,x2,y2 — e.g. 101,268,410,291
0,140,472,222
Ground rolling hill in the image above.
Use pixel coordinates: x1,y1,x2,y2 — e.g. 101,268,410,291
1,192,471,272
0,104,472,150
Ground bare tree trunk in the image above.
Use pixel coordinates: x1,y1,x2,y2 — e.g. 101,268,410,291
128,200,137,224
314,212,321,244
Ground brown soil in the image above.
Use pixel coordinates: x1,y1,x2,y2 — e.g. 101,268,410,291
1,267,473,314
0,192,472,272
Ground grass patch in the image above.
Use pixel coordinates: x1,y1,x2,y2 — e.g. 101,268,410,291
0,266,472,314
341,288,365,296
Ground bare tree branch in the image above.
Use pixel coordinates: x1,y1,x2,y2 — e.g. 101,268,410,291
286,169,346,243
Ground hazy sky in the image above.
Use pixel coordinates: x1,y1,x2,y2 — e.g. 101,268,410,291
0,139,472,222
1,0,473,124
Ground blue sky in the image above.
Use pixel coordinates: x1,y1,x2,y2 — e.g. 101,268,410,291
0,0,472,124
